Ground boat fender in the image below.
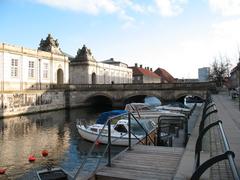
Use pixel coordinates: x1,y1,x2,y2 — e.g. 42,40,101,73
41,150,48,157
28,155,36,162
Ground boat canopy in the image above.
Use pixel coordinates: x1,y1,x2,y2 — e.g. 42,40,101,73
96,110,128,124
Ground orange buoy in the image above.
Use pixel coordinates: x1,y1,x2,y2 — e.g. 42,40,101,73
0,168,6,174
41,150,48,157
28,155,36,162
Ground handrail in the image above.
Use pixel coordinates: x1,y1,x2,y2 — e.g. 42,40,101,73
192,151,236,180
74,111,156,179
218,122,240,180
199,107,218,133
194,120,221,169
128,113,155,145
192,95,240,180
74,112,129,179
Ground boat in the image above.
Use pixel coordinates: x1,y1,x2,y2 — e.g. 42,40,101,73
143,96,190,116
76,110,156,146
125,103,186,121
36,167,73,180
155,105,191,116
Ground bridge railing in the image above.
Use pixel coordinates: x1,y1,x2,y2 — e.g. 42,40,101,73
191,94,240,180
50,82,216,91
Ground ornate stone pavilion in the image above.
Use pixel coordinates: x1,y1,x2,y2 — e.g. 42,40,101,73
69,45,132,84
0,34,133,91
0,34,69,91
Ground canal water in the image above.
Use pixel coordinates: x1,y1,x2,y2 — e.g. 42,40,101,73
0,107,124,179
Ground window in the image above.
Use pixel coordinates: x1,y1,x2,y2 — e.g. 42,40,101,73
43,63,48,79
11,59,18,77
28,61,35,78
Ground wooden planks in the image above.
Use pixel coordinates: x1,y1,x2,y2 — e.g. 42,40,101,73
95,145,184,180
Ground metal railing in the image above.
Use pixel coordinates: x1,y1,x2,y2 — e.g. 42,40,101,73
191,94,240,180
74,112,155,179
157,115,188,146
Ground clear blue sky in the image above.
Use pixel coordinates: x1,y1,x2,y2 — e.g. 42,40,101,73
1,0,240,78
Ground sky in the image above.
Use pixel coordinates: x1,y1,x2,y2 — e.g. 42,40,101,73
1,0,240,78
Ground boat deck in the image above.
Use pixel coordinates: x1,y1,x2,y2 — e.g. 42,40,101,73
94,145,184,180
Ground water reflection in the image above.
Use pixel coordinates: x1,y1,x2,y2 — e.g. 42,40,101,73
0,107,123,179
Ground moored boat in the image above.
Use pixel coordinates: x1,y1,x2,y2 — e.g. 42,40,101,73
36,167,73,180
76,110,156,146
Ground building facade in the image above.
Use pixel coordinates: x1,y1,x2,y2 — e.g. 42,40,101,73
230,63,240,88
131,64,160,83
198,67,210,82
70,45,132,84
0,34,69,91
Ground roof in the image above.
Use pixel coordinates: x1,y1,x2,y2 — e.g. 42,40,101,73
96,110,127,124
131,67,160,78
101,58,128,67
154,68,175,83
230,64,240,74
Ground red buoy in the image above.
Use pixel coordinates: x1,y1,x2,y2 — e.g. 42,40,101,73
41,150,48,157
0,168,6,174
28,155,36,162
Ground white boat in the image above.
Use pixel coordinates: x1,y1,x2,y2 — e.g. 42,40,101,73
144,96,191,116
155,105,190,116
76,111,156,146
125,103,186,121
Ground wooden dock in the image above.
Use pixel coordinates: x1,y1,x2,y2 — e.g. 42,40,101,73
95,145,184,180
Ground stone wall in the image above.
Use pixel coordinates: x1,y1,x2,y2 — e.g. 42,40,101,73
0,90,66,118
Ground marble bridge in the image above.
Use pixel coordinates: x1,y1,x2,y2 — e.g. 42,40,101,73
53,82,216,107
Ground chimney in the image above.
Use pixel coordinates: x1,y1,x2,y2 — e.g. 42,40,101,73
147,67,149,70
150,68,152,71
135,63,138,67
140,64,143,68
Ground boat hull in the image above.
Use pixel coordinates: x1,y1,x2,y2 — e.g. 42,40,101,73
76,125,140,146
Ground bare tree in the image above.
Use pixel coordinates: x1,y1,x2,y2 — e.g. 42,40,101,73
209,55,230,87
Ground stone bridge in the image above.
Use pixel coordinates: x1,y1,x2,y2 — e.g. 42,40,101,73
53,82,216,107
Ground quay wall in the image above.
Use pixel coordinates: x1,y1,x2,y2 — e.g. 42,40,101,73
0,90,67,118
0,90,94,118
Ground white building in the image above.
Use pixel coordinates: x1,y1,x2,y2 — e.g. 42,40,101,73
0,34,69,91
198,67,210,82
70,45,132,84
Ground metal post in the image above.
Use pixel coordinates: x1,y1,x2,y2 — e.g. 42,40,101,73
157,117,161,146
128,113,131,150
145,131,148,145
184,117,188,146
238,60,240,111
107,120,111,167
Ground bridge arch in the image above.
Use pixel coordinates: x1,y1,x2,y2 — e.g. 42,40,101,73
175,92,205,101
84,93,113,107
123,92,164,105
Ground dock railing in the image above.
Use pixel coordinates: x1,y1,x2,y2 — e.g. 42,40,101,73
191,94,240,180
157,114,188,146
74,112,155,179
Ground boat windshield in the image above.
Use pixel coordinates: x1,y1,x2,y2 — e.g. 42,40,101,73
114,124,128,133
131,120,155,135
